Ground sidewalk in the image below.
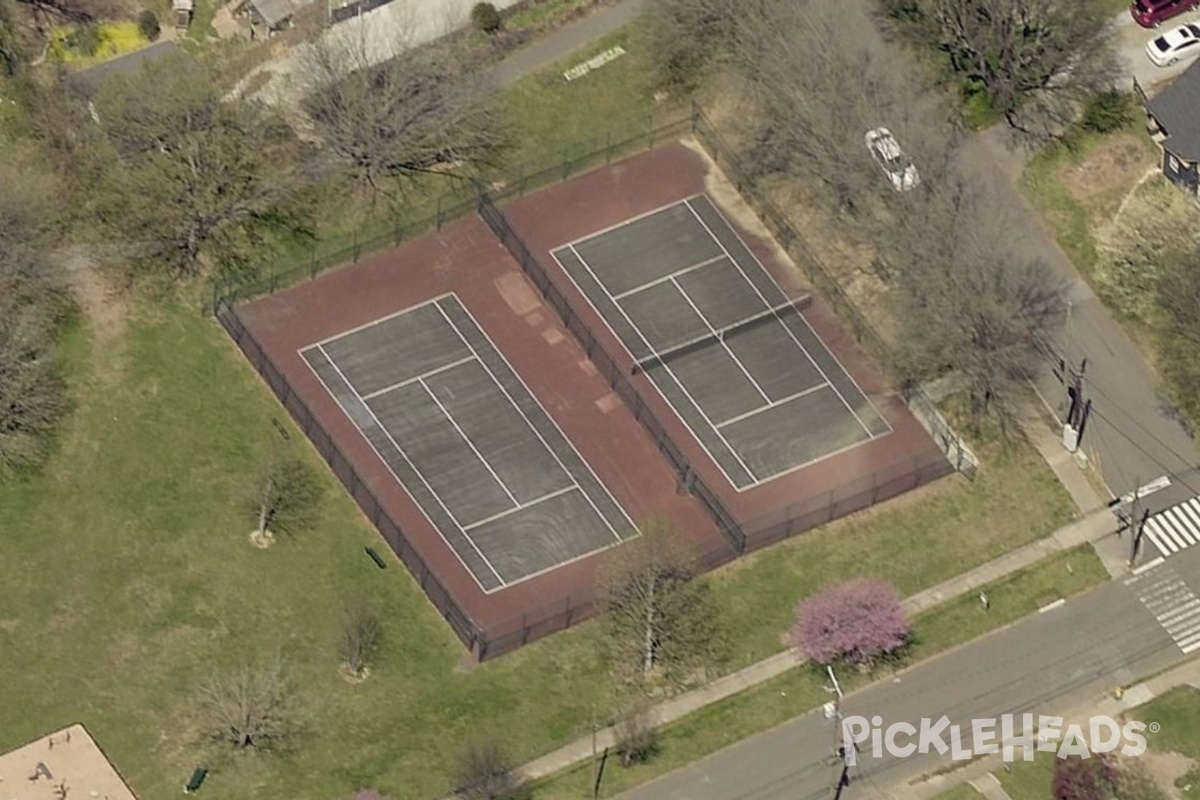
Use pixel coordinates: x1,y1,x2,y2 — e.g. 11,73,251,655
509,507,1118,786
489,0,646,87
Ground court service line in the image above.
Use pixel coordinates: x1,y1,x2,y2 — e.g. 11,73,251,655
610,253,727,301
311,343,505,589
560,196,706,254
685,195,894,439
302,293,451,351
667,273,771,404
434,297,633,543
566,243,759,485
360,355,475,401
715,381,832,429
462,485,580,532
417,376,520,507
681,197,876,440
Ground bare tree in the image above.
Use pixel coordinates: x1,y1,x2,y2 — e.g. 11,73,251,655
338,600,381,678
722,0,958,214
247,453,322,543
196,664,291,748
613,703,658,767
643,0,741,90
881,0,1120,142
453,736,522,800
298,24,501,207
91,55,313,280
885,174,1066,433
0,164,67,480
594,518,722,685
0,248,67,478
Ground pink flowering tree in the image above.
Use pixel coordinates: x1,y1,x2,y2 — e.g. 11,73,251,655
790,579,910,667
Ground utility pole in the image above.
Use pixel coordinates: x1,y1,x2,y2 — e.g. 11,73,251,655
1128,482,1150,567
827,665,852,800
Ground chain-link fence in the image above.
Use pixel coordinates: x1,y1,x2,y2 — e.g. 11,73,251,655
213,103,972,660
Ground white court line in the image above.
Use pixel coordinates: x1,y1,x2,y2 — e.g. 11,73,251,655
418,376,520,507
361,355,475,401
611,254,728,300
566,243,758,485
681,197,877,441
559,196,707,252
463,486,579,531
309,343,505,589
668,274,771,404
685,195,894,440
435,296,635,544
300,293,452,352
716,382,832,429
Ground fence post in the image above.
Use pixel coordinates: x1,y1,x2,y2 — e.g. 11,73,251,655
436,194,444,231
353,227,361,262
690,99,700,133
606,130,613,165
648,114,656,149
561,149,571,182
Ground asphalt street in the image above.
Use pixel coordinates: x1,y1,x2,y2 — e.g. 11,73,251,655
616,546,1200,800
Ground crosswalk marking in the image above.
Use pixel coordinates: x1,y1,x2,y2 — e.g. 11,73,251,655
1144,496,1200,558
1124,563,1200,655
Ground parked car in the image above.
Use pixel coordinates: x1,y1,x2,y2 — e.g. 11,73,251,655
1131,0,1199,28
1146,22,1200,65
865,128,919,192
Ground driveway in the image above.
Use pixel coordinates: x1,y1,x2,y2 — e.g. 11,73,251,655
1113,6,1200,93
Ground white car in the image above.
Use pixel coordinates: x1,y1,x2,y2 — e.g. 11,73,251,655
1146,23,1200,67
865,128,920,192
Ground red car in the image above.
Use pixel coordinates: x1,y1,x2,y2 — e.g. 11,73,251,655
1132,0,1200,27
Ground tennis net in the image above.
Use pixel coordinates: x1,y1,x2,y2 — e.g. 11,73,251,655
631,295,812,375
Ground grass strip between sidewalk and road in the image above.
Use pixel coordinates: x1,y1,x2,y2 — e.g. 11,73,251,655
527,547,1110,800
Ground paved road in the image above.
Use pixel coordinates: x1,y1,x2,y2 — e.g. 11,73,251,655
616,546,1200,800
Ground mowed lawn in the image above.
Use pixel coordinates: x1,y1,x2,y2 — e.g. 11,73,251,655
1,24,1077,800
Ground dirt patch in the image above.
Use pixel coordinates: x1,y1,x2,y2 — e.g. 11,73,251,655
1137,749,1196,800
1054,134,1160,219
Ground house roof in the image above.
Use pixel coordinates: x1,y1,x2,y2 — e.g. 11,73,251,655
1146,60,1200,162
173,0,194,10
70,40,184,98
250,0,295,27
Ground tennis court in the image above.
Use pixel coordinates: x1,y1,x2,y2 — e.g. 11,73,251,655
551,194,891,490
300,293,637,592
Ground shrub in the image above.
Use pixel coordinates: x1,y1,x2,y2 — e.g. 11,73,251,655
471,2,502,34
614,705,658,767
1080,90,1133,134
454,737,521,800
138,10,161,42
74,24,101,56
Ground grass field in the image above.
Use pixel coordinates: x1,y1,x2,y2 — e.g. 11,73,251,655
1019,124,1159,283
528,547,1108,800
1,22,1080,800
931,784,987,800
1132,686,1200,798
996,751,1056,800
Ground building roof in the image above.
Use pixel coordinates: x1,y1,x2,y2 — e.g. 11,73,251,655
1146,60,1200,162
173,0,194,10
70,40,184,98
250,0,295,27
